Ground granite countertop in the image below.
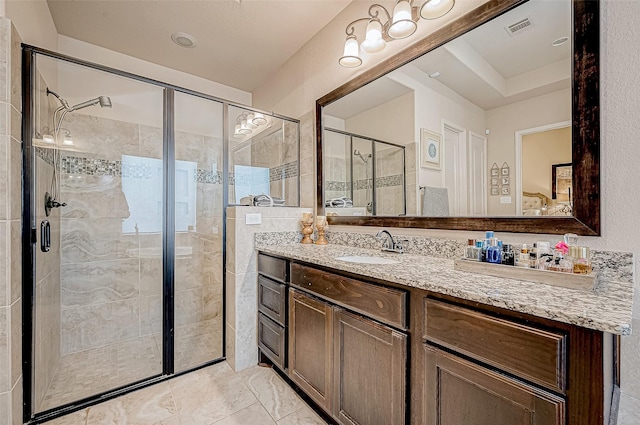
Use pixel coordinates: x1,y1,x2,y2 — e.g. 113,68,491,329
255,242,634,335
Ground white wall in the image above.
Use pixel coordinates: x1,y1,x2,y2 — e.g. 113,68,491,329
485,88,571,215
253,0,640,414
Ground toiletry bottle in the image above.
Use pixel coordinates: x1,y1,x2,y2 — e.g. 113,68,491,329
529,243,538,268
515,244,530,268
570,246,592,274
482,231,494,262
501,244,515,266
548,249,573,273
535,242,551,269
486,238,502,264
465,239,476,260
473,241,483,261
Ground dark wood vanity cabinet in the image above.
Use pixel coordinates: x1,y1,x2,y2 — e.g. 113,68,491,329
423,298,567,425
423,346,565,425
288,268,408,425
258,254,608,425
257,254,289,371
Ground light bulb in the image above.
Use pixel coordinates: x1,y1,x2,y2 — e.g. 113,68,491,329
42,134,55,144
361,19,386,54
62,135,74,146
233,124,245,138
252,113,267,125
389,0,417,39
420,0,454,19
339,35,362,68
240,119,252,134
245,114,258,129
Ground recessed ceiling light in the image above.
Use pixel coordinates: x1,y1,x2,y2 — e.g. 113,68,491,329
552,36,569,47
171,32,197,48
429,71,440,78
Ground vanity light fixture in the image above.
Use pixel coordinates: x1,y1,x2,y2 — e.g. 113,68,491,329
339,0,455,68
232,111,272,140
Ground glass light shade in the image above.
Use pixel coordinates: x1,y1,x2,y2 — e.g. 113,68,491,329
240,119,252,134
388,0,417,39
252,113,267,125
339,36,362,68
62,135,74,146
233,124,244,138
42,134,55,144
245,113,258,129
420,0,454,19
361,19,386,54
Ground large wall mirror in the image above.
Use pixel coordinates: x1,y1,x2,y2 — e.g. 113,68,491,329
316,0,599,235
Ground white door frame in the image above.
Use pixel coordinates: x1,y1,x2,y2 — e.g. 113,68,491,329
514,121,571,215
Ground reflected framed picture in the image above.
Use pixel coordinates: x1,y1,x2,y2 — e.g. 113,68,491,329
552,163,572,201
420,129,441,170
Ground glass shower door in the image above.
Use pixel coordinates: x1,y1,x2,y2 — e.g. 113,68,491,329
32,55,165,412
173,92,224,372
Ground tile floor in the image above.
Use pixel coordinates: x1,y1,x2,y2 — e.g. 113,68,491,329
39,319,223,412
44,362,328,425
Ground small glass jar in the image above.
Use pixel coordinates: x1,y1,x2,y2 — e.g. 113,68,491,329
570,246,592,274
548,249,573,273
465,239,478,261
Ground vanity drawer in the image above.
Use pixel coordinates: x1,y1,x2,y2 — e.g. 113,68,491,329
290,263,407,329
258,312,286,371
423,298,566,394
258,275,287,326
258,253,288,283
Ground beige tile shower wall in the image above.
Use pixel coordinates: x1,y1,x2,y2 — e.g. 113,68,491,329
0,17,22,425
225,206,311,372
59,115,225,366
60,115,141,356
299,112,315,208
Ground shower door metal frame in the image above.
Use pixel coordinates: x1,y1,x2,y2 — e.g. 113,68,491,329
324,128,407,216
21,45,299,425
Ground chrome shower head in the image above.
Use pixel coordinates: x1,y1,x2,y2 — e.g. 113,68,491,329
46,88,70,110
69,96,112,112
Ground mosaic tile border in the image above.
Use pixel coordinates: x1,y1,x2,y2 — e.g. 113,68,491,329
43,151,297,186
331,174,404,191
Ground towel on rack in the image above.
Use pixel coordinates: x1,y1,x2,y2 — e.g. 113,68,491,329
252,194,285,207
324,197,353,208
422,186,449,216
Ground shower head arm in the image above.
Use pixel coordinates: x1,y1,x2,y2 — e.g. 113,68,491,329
46,88,70,110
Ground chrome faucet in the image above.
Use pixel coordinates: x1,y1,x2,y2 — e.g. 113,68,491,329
375,229,406,253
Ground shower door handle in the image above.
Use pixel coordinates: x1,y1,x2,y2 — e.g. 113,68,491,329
40,221,51,252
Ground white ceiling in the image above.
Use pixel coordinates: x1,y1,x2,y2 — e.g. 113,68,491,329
326,0,571,118
45,0,352,93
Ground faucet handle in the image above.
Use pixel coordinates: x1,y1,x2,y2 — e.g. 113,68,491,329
394,238,409,253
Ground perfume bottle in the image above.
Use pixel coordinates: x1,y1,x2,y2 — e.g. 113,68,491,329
465,239,477,261
570,246,592,274
501,244,515,266
486,238,502,264
548,249,573,273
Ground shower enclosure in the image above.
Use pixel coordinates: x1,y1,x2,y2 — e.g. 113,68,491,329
324,129,406,216
21,47,298,423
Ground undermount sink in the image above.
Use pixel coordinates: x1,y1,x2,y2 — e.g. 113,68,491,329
335,255,400,265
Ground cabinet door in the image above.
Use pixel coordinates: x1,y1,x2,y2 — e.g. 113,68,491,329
423,345,565,425
333,308,407,425
288,288,333,413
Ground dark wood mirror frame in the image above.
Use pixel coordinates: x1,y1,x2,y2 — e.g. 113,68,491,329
316,0,600,235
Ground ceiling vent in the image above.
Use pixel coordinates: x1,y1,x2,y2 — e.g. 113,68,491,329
504,18,532,37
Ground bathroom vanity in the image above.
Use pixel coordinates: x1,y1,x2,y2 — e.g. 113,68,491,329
255,243,633,425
